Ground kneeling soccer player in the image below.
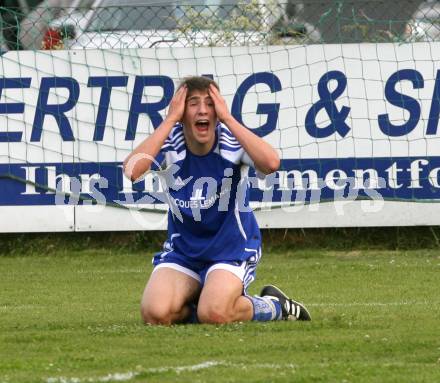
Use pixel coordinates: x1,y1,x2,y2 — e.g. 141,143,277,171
123,76,311,325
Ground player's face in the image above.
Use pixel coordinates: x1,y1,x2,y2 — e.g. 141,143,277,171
182,89,217,152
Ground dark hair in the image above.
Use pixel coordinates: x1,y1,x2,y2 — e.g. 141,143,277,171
178,76,220,93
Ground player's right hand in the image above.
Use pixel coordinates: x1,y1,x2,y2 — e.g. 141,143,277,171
166,85,187,125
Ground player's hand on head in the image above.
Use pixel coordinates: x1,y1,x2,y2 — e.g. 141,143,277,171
208,84,230,123
166,85,187,124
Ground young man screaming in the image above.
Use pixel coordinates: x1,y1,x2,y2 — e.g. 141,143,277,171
124,76,311,325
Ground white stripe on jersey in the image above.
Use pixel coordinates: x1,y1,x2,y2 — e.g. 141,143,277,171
234,199,247,240
162,124,186,162
163,129,185,149
165,149,186,165
220,136,241,146
220,147,243,164
218,124,245,163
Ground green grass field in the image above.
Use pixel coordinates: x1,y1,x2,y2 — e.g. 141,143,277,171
1,232,440,383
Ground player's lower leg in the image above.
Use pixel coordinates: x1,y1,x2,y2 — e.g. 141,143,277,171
248,285,312,322
248,295,283,321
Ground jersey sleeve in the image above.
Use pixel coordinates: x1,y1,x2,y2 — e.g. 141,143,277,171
241,152,266,180
153,123,186,170
219,123,266,179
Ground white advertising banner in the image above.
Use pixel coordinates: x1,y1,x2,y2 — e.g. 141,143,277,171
1,43,440,231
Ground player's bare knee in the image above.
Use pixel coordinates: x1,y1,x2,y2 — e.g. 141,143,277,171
197,303,232,324
140,304,173,325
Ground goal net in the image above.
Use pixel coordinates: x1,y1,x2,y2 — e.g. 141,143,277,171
1,0,440,231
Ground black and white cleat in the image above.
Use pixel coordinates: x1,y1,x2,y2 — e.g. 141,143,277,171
260,284,311,321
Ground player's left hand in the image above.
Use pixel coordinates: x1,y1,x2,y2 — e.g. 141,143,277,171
208,84,231,123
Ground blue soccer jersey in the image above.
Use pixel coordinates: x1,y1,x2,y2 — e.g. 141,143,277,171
155,122,261,263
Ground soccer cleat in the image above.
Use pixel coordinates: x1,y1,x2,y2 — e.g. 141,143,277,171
260,285,311,321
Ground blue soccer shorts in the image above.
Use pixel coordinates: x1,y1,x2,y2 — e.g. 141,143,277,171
152,247,262,293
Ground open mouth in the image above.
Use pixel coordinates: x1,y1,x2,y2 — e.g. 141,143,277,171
195,120,209,132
